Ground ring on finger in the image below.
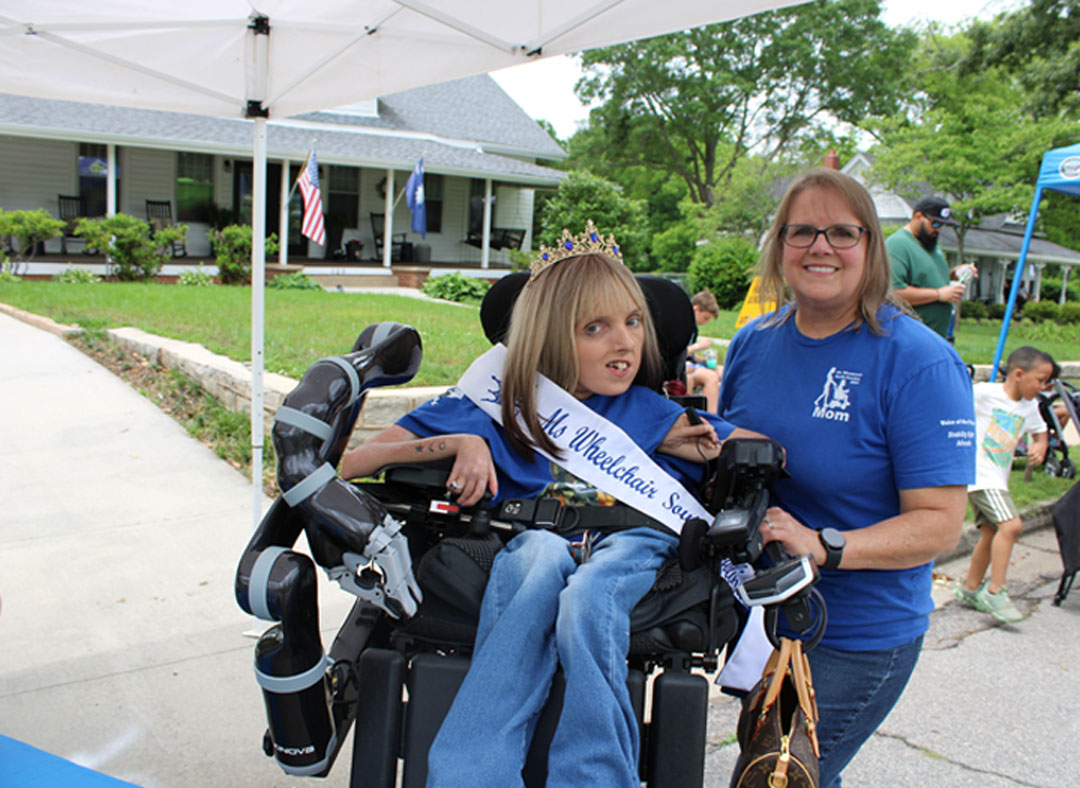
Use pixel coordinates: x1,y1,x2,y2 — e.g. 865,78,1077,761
448,480,463,492
765,516,775,530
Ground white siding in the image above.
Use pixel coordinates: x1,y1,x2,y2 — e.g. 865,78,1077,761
0,135,76,213
121,147,174,218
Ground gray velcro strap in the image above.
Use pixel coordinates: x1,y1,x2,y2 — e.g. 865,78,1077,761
254,652,328,694
281,462,337,508
274,405,334,442
320,356,360,405
249,545,288,621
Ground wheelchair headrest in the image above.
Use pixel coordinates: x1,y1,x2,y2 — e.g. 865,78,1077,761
479,272,697,377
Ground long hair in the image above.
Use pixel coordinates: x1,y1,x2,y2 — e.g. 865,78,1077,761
500,253,663,460
756,168,908,334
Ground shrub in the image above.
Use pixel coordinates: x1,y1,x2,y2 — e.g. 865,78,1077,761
987,302,1006,320
960,300,987,319
177,265,215,287
1057,302,1080,325
75,213,187,281
55,267,101,284
537,170,650,271
0,266,21,284
650,221,698,273
421,272,490,304
1022,300,1059,323
686,236,759,309
210,224,281,285
0,208,65,261
268,271,321,291
1039,276,1080,303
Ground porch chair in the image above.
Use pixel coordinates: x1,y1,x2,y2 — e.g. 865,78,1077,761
370,212,406,262
145,199,187,257
58,194,85,255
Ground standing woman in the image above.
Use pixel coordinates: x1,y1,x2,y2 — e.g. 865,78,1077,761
718,169,975,787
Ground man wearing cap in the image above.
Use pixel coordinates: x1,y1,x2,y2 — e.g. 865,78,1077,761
887,196,977,339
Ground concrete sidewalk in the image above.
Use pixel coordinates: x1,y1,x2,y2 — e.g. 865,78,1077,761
2,307,1078,787
0,311,355,787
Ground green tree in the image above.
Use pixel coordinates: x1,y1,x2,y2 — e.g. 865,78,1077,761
865,36,1076,263
576,0,913,208
537,170,650,270
963,0,1080,120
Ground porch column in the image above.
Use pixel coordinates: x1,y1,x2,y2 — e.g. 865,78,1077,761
1032,262,1044,301
481,178,493,270
1061,266,1071,305
997,260,1008,304
279,160,290,266
383,168,394,269
106,144,117,217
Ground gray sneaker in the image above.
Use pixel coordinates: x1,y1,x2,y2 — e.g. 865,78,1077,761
974,584,1024,623
954,582,984,609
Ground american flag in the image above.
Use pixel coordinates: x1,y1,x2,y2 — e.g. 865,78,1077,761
298,150,326,247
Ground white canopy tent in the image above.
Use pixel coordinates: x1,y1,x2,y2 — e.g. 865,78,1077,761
0,1,801,522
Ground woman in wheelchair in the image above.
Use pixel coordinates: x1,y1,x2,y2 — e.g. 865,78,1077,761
339,230,749,788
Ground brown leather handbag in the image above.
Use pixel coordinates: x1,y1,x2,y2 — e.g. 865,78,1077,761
731,636,821,788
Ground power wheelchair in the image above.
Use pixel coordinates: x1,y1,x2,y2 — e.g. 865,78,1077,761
234,275,823,787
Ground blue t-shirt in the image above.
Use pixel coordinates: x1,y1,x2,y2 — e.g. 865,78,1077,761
718,306,975,650
397,384,734,507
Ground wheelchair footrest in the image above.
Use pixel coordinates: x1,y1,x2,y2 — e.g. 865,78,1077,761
401,654,470,788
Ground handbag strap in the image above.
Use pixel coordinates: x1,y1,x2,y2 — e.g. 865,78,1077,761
762,636,794,709
789,638,821,758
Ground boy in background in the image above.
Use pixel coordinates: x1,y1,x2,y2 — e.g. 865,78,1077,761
955,346,1053,623
686,290,722,413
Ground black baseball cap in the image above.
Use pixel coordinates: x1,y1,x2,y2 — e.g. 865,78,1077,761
913,196,958,225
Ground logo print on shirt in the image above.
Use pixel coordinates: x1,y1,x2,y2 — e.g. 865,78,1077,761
812,366,862,422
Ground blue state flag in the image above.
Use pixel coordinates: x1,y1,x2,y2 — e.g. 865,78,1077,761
405,157,426,237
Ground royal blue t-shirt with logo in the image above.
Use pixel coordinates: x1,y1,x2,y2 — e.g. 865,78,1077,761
719,305,975,651
398,384,734,509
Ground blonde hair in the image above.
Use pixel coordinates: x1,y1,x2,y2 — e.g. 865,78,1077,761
501,253,663,460
755,168,908,334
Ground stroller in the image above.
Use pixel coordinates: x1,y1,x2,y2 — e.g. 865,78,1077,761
1038,378,1080,479
234,275,823,787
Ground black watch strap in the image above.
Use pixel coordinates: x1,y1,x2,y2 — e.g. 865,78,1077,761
819,527,845,571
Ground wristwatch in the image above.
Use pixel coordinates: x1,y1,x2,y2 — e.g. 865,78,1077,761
818,527,846,571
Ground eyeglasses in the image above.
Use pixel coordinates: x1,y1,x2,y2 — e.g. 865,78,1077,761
930,220,943,229
779,224,868,249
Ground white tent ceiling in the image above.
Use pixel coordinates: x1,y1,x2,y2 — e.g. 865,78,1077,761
0,0,804,521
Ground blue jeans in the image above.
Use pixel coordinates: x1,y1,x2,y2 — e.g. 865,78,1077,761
425,527,677,788
808,636,924,788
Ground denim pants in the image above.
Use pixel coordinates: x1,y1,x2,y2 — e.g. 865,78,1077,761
808,635,924,788
425,527,677,788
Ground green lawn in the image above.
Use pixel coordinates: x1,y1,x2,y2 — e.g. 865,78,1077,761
2,281,1077,385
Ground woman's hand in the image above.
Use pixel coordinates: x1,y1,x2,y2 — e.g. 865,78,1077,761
445,434,498,507
659,413,720,462
760,506,823,565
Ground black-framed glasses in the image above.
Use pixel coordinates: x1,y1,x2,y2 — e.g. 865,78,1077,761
779,224,868,249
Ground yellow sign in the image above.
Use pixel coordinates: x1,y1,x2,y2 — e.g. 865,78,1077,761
734,276,776,330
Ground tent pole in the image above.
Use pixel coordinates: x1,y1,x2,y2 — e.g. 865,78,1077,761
991,184,1043,381
251,117,267,527
279,159,290,267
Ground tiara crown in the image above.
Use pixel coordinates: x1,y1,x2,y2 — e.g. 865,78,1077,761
530,219,622,279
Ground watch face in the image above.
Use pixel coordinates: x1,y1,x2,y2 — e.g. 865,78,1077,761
821,527,845,549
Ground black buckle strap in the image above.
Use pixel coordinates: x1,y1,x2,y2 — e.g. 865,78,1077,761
497,498,667,535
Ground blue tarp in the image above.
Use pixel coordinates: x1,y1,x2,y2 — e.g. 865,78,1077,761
991,141,1080,378
0,735,140,787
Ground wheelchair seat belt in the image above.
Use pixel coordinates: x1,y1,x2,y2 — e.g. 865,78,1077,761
457,344,712,536
495,496,669,537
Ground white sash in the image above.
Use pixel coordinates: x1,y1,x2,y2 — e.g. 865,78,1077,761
457,345,712,535
458,344,773,689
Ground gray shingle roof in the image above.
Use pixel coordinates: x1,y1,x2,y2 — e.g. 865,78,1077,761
0,73,566,185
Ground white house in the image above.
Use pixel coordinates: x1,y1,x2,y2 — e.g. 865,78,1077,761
843,152,1080,304
0,73,566,275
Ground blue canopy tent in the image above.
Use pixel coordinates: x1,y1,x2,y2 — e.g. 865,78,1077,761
991,141,1080,379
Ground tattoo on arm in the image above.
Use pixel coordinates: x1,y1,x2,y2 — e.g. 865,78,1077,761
423,439,448,455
